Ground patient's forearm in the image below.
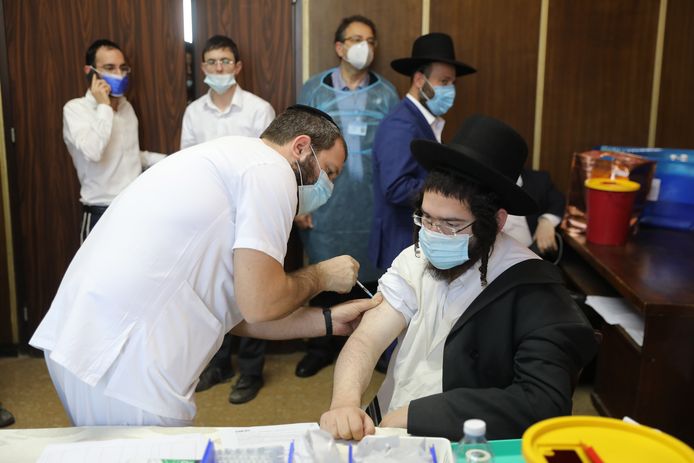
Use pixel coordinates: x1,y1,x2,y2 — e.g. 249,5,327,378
330,332,381,408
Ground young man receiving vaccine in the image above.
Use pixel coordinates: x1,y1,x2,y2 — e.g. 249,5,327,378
321,115,598,442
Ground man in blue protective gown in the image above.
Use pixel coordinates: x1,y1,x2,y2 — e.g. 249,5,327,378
369,33,476,270
294,15,399,377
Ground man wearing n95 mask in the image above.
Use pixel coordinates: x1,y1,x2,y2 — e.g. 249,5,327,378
294,15,398,378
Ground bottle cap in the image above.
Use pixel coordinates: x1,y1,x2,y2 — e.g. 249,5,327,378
464,419,486,437
465,449,492,462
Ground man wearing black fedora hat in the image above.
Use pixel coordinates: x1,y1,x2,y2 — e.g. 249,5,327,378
321,115,597,442
369,32,476,273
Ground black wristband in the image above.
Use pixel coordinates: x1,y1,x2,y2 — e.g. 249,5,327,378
322,308,332,337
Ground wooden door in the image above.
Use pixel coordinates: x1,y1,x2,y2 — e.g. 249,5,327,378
192,0,301,271
2,0,188,344
192,0,295,115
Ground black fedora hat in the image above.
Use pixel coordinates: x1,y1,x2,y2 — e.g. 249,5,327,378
411,115,538,215
391,32,476,77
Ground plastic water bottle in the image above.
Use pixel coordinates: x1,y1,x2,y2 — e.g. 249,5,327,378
456,419,495,462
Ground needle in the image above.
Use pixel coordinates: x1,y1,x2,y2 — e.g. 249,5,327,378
356,280,374,298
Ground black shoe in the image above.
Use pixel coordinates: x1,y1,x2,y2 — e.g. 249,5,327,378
195,365,234,392
0,405,15,428
295,353,331,378
228,375,264,404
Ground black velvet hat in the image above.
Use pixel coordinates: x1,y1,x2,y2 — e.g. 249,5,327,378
391,32,476,77
411,115,538,215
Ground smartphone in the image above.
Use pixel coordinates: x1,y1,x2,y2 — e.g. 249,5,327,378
85,68,99,86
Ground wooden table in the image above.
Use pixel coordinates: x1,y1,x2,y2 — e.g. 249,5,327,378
559,227,694,446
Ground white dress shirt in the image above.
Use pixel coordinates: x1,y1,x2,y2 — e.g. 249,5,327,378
180,86,275,149
376,233,539,412
406,94,445,142
62,91,165,206
502,176,562,247
30,136,297,420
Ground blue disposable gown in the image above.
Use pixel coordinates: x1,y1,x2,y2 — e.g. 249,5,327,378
298,68,399,282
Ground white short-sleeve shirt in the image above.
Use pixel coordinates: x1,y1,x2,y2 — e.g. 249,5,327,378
30,136,297,420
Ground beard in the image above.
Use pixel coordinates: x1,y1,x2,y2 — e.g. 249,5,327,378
425,236,484,283
293,154,320,185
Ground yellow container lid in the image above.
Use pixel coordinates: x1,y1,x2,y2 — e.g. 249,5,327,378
584,177,640,192
522,416,694,463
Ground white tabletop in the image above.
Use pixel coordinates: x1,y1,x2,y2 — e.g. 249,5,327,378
0,425,423,463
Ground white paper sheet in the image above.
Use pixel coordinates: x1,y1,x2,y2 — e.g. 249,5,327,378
217,422,318,459
585,295,645,346
37,433,209,463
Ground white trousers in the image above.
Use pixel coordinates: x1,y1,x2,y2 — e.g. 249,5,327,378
44,351,193,426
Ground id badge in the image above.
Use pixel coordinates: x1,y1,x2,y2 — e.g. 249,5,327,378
347,121,368,137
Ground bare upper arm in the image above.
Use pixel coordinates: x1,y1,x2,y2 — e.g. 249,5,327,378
349,295,408,356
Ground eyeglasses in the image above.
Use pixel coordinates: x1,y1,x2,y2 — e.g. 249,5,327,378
95,64,131,75
204,58,235,67
342,35,378,47
413,214,475,236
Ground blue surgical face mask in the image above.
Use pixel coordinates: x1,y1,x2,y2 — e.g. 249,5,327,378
91,66,129,97
296,146,334,215
204,73,236,94
422,79,456,116
418,226,470,270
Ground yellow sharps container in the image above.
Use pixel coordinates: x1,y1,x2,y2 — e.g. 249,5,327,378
522,416,694,462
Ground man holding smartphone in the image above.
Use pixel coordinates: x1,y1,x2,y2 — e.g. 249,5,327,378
63,39,165,243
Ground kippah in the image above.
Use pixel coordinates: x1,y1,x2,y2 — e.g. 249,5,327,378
286,104,340,132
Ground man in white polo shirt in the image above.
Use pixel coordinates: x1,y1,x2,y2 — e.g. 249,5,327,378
180,35,276,405
30,105,376,426
180,35,275,149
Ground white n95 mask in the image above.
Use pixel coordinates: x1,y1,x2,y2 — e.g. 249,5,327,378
345,41,373,71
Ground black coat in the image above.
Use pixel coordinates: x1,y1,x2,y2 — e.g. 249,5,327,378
407,259,597,440
521,168,566,235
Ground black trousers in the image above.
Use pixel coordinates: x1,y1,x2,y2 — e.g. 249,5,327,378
80,205,108,243
208,334,266,377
